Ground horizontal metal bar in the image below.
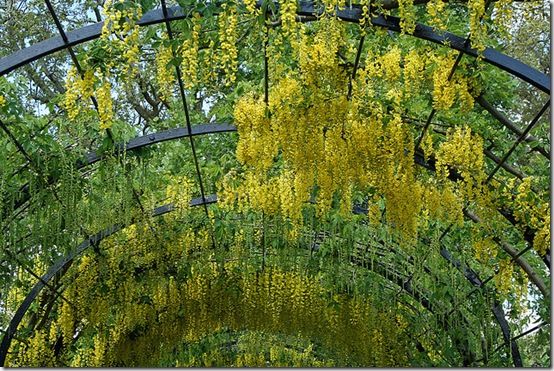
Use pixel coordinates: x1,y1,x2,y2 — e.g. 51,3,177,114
81,123,236,167
0,7,189,76
0,4,549,94
9,123,235,215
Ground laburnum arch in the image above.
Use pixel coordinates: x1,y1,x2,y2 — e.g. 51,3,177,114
0,0,550,367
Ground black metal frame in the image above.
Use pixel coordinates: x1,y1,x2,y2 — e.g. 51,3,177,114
0,1,550,367
0,194,508,367
1,132,545,368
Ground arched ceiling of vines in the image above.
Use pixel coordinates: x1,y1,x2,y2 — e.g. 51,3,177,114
0,0,550,367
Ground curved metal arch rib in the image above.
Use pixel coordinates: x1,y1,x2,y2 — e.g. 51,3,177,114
11,123,235,213
0,5,549,94
82,123,236,167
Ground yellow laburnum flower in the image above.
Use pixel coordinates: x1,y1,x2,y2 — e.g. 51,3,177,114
533,211,550,256
492,0,513,40
468,0,487,52
359,3,370,34
427,0,446,31
64,66,82,120
217,4,238,86
398,0,416,34
181,13,201,90
494,258,513,297
92,334,106,367
156,39,175,102
457,77,474,111
403,49,425,96
101,0,142,76
421,130,434,162
279,0,298,38
243,0,259,15
473,236,497,264
64,67,96,121
381,46,402,81
432,54,457,111
436,126,485,203
96,76,113,130
166,176,194,210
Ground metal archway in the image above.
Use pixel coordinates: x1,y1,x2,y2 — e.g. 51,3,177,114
0,0,549,367
0,195,516,367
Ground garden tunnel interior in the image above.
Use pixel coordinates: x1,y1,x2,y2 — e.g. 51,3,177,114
0,0,551,367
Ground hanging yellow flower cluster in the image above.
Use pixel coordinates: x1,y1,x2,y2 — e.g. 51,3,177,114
472,236,498,264
322,0,346,15
3,269,33,321
96,72,114,130
63,67,95,121
512,271,528,313
507,177,551,256
222,19,486,243
8,254,413,367
398,0,416,34
155,35,176,103
403,50,426,97
165,175,195,210
101,0,143,74
63,66,115,130
176,331,335,367
279,0,299,38
243,0,259,15
435,126,485,205
11,330,55,367
358,2,371,35
432,53,475,112
63,0,144,130
492,0,513,40
494,257,513,297
426,0,447,31
235,94,275,172
216,4,239,86
468,0,488,53
180,13,202,90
